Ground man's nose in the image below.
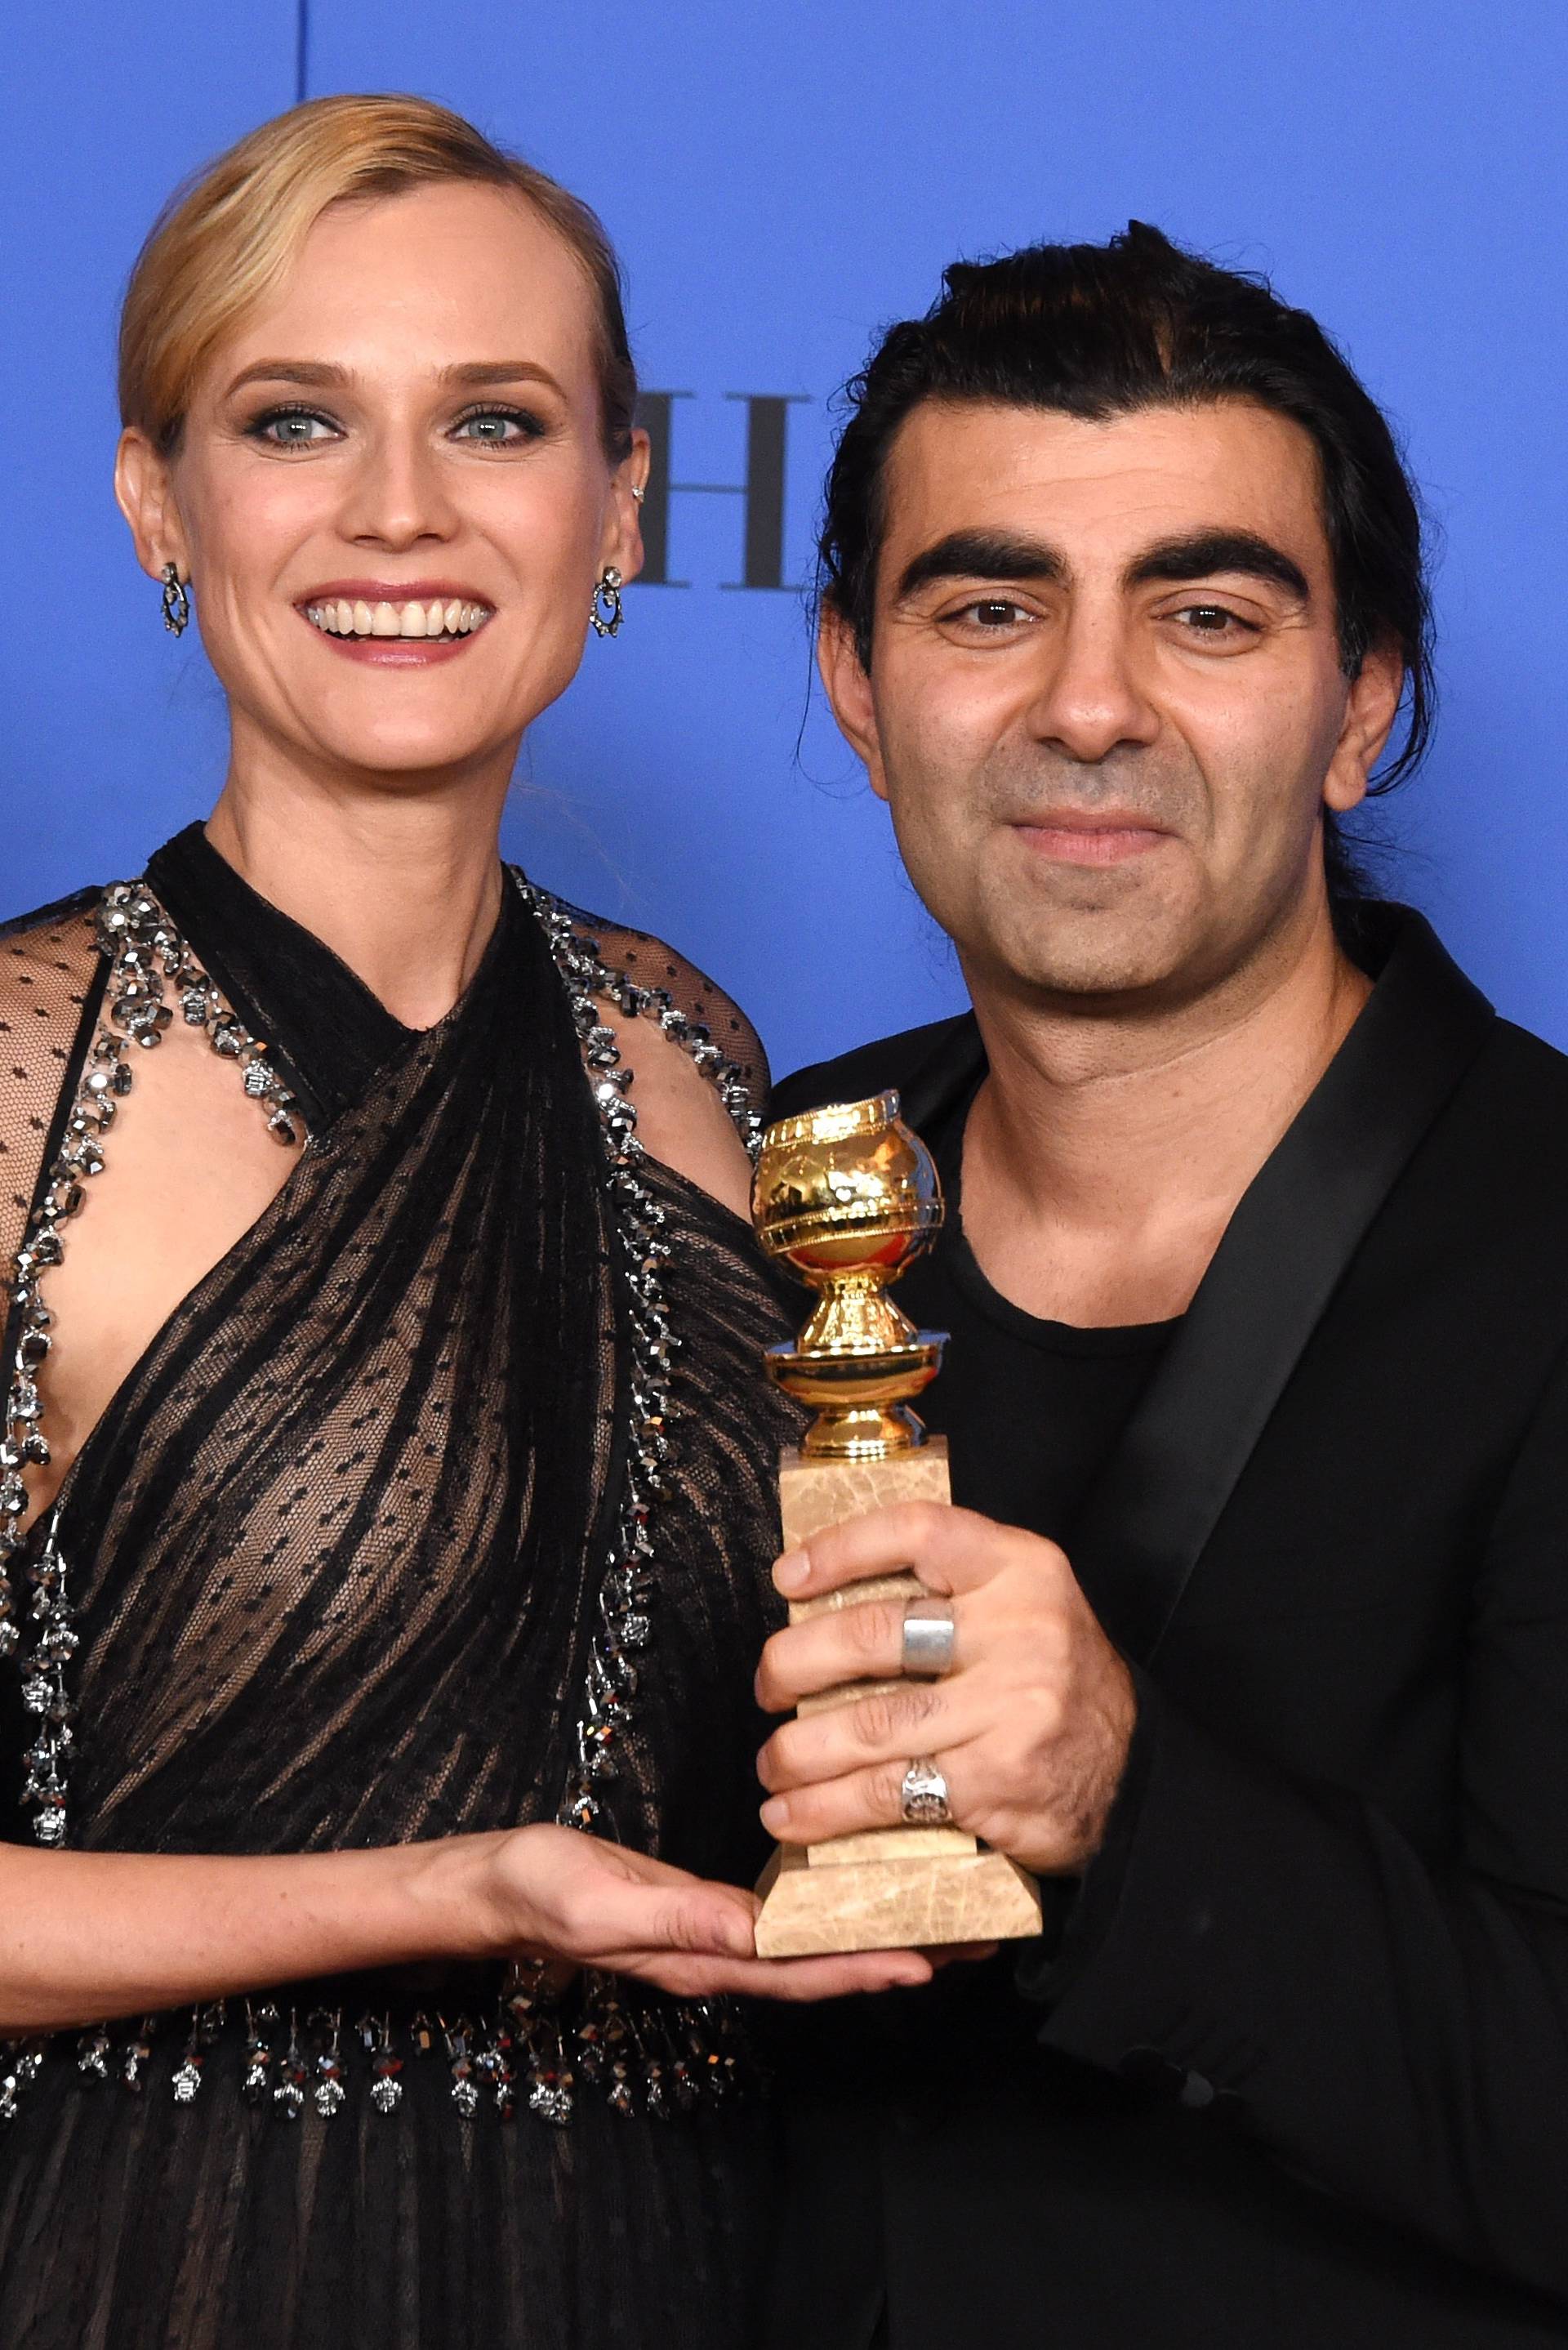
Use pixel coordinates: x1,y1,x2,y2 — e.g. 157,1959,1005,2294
337,429,458,551
1023,607,1160,762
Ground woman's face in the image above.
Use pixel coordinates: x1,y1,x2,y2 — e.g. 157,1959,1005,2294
118,181,644,787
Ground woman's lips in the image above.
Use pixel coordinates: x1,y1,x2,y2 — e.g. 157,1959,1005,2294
293,585,495,668
292,601,483,667
300,625,478,667
1014,820,1170,867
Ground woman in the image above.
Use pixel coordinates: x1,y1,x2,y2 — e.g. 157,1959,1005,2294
0,95,925,2349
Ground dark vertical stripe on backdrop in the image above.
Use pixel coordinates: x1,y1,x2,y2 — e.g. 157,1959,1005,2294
295,0,310,103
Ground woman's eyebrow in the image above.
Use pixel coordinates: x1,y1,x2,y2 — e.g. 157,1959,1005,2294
219,359,569,399
222,360,350,396
435,361,568,397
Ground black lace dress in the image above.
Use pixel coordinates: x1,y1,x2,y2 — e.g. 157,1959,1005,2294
0,827,800,2349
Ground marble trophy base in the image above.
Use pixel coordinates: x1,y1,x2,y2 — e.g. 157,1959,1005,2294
754,1438,1043,1958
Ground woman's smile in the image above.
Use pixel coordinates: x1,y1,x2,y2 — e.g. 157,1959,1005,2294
296,578,495,665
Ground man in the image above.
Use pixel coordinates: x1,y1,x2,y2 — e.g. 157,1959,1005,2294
757,225,1568,2347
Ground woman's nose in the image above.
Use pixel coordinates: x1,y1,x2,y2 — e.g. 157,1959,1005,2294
337,432,458,550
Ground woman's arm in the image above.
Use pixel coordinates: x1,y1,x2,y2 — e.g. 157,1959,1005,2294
0,1822,929,2034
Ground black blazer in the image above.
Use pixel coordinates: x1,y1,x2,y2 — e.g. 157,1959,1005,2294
763,909,1568,2349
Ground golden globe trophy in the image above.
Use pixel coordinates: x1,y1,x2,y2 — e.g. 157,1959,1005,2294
751,1091,1042,1956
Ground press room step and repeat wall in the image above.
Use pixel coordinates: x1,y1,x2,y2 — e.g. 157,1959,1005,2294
7,3,1568,1072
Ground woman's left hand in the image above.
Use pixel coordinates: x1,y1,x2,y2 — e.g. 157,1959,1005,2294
754,1501,1137,1877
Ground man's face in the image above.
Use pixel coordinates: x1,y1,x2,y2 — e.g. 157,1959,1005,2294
821,398,1401,1007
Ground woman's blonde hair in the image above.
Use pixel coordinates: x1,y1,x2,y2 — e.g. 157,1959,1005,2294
118,93,637,459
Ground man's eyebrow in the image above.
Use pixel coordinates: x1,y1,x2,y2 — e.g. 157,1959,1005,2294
894,530,1067,601
1125,530,1311,600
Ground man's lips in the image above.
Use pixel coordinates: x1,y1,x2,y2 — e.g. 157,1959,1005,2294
1011,814,1173,867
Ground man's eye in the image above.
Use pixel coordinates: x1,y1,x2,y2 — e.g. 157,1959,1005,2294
248,408,337,449
1175,604,1251,636
956,599,1030,630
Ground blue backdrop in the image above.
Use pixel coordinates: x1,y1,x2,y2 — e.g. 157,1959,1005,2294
6,4,1568,1076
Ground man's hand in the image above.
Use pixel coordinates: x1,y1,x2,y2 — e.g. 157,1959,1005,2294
755,1503,1136,1877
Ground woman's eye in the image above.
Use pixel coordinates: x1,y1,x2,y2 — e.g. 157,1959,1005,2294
451,408,543,447
248,408,337,449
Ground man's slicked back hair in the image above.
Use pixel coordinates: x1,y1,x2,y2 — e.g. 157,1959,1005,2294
819,223,1433,893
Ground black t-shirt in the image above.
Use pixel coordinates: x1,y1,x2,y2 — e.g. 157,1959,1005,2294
764,1081,1186,2342
895,1089,1179,1540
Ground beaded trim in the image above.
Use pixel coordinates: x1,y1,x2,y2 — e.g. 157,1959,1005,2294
510,874,763,1835
0,884,301,1844
0,872,768,2130
0,1969,754,2129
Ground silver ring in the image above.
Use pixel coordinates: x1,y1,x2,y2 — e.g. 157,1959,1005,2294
630,484,647,503
901,1596,955,1679
899,1756,952,1825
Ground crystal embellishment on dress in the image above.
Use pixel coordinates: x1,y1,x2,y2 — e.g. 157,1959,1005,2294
509,876,764,2124
511,875,761,1846
0,872,768,2133
171,2058,203,2104
0,883,305,1844
313,2016,348,2118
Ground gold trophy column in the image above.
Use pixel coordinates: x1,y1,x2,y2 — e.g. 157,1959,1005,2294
751,1093,1042,1957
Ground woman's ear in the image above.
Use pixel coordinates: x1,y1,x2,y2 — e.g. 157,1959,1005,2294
114,428,187,583
817,605,891,801
602,426,651,585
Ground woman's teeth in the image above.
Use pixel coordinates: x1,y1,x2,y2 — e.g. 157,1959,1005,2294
302,597,491,639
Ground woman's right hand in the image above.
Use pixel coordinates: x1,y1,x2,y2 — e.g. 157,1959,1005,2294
473,1822,937,2001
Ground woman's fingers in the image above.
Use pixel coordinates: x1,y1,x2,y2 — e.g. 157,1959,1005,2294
502,1831,939,2000
622,1947,936,2001
581,1866,760,1964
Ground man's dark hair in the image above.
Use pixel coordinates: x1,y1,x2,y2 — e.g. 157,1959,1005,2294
819,222,1433,901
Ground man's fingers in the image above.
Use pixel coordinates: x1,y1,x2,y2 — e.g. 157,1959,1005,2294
755,1592,926,1711
760,1753,969,1846
758,1678,987,1795
773,1501,1056,1604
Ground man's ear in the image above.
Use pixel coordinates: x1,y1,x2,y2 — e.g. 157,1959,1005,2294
817,604,890,802
1324,635,1405,815
114,428,187,583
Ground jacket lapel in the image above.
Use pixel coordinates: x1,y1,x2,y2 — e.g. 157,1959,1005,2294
1067,911,1495,1664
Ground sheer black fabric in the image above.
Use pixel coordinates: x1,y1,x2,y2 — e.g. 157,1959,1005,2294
0,832,800,2349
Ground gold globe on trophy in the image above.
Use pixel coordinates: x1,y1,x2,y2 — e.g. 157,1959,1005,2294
750,1092,1042,1957
753,1090,946,1459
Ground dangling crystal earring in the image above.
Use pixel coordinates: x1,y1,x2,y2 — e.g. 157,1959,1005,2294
589,565,623,640
159,563,190,637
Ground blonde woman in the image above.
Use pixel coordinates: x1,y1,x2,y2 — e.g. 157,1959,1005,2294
0,96,925,2350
